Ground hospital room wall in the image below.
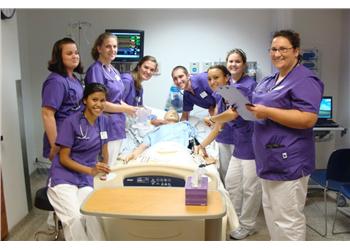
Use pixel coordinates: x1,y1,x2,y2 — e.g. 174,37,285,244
15,9,348,172
336,11,350,149
291,10,346,168
16,9,274,169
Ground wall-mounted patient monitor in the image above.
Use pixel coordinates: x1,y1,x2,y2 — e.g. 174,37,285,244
105,29,144,62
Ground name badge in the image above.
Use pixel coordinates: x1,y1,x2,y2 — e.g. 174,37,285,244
100,131,108,140
200,91,208,98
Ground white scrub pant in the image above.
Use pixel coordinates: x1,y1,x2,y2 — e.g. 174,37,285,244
107,139,122,167
225,156,261,230
47,183,105,241
217,143,235,184
261,175,309,241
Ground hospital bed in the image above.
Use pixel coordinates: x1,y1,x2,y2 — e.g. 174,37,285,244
81,108,239,240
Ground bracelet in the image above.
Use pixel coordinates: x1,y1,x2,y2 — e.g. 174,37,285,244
209,117,215,124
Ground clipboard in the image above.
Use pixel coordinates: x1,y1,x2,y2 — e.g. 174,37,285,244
216,85,258,121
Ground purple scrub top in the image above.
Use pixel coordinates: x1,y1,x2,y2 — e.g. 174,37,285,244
49,112,110,188
85,61,126,141
183,72,216,112
212,92,235,145
121,73,143,106
252,64,324,181
41,72,84,158
214,75,257,159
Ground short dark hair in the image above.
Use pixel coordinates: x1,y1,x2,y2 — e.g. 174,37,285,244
272,30,302,62
48,37,83,76
91,32,118,61
272,30,300,49
83,83,108,100
226,48,247,64
171,65,189,78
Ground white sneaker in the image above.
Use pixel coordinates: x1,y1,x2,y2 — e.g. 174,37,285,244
230,227,256,240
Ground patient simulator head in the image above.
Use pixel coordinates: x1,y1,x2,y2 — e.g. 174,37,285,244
164,110,179,123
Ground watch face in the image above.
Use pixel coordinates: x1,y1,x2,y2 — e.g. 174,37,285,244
1,9,16,20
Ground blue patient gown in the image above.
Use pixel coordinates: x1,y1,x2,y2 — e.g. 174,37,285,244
142,121,197,147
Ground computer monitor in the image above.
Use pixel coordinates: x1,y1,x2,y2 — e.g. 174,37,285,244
105,29,144,62
318,96,333,119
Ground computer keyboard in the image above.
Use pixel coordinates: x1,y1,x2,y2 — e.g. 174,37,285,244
315,119,339,127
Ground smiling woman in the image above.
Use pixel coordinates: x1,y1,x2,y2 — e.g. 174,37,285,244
246,29,324,241
46,82,110,241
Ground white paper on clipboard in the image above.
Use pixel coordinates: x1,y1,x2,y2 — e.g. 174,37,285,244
216,85,258,121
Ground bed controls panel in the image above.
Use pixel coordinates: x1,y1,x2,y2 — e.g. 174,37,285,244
123,175,185,187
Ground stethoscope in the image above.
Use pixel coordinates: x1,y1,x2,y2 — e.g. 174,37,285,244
65,76,82,111
102,64,121,81
135,96,142,106
77,112,104,160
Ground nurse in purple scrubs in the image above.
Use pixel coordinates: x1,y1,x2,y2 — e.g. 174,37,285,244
171,66,216,121
41,38,84,160
197,59,261,240
47,83,110,240
246,30,324,240
85,32,138,167
122,55,158,107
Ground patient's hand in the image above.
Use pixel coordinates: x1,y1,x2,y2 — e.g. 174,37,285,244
150,119,168,126
119,153,137,164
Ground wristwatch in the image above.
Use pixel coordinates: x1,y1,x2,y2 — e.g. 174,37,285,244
1,9,16,20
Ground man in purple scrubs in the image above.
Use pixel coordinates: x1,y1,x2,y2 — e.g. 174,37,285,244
171,66,216,121
247,30,324,240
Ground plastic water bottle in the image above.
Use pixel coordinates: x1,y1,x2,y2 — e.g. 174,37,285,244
170,86,182,112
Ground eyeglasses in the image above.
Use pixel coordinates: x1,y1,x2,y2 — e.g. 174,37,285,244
268,47,294,54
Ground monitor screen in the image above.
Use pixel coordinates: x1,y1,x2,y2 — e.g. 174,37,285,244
106,29,144,62
318,96,332,119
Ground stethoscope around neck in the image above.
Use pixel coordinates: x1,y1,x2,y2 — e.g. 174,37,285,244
102,64,120,81
77,112,104,160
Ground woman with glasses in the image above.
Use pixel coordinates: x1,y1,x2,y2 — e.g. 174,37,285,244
171,66,216,121
246,30,324,240
41,38,84,161
47,83,110,240
122,55,158,107
85,32,138,167
197,51,261,240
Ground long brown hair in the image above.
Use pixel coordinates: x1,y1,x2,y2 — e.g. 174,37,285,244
131,55,158,91
91,32,118,61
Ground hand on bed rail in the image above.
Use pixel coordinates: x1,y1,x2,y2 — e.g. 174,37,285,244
193,144,208,158
91,162,110,177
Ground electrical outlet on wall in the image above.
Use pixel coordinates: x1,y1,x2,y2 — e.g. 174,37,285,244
189,62,200,74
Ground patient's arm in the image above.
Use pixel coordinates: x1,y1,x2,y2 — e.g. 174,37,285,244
123,143,149,163
150,119,168,126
